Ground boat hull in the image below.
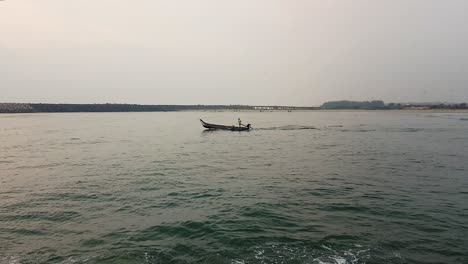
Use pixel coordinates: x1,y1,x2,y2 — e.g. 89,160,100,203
200,119,250,131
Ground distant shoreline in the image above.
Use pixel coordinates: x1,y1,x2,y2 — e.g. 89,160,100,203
2,109,468,114
2,110,467,114
0,103,313,114
1,102,467,114
188,109,468,113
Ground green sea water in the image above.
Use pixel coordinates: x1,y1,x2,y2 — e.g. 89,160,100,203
1,111,467,264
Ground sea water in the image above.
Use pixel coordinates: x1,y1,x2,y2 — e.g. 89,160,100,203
1,111,467,263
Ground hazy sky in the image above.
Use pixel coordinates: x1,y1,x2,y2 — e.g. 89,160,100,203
1,0,467,106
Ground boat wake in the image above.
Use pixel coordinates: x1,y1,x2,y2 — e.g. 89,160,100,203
256,125,318,131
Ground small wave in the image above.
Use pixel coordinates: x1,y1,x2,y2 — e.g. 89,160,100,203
401,128,424,132
459,118,468,121
14,162,62,170
0,211,80,222
65,139,110,145
338,129,376,132
383,127,424,133
333,127,425,133
0,228,47,236
0,255,97,264
129,221,218,241
37,192,99,202
81,238,106,248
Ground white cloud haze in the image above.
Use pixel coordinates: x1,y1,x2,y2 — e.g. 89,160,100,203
1,0,467,105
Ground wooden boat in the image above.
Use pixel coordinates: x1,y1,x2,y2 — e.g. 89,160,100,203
200,119,251,131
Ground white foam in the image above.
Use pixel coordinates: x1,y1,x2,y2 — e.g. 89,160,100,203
0,256,21,264
254,249,265,259
321,244,333,251
313,258,333,264
334,256,347,264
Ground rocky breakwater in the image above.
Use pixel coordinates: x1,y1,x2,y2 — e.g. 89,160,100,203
0,103,34,113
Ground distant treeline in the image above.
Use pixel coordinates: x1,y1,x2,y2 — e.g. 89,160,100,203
0,103,316,113
320,100,386,109
320,100,468,110
387,102,468,110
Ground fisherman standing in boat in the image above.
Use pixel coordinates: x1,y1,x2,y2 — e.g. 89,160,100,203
238,118,242,128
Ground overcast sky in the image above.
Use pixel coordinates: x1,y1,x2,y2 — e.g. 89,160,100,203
1,0,467,106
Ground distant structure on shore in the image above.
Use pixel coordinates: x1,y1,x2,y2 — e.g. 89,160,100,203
1,101,467,113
